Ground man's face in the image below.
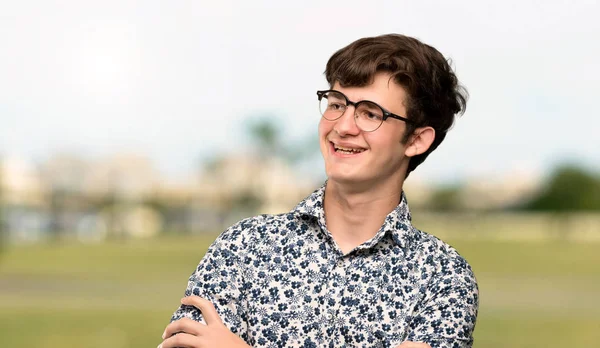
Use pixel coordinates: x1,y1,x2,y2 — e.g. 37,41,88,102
319,72,411,188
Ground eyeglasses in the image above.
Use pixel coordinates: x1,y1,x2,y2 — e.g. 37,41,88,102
317,89,415,132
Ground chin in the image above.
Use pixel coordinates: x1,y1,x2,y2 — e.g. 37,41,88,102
326,169,370,185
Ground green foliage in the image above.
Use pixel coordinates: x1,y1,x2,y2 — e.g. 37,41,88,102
247,116,281,158
230,190,263,213
428,184,463,211
245,115,320,164
526,164,600,211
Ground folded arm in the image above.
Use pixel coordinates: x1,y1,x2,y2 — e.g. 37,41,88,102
405,258,479,348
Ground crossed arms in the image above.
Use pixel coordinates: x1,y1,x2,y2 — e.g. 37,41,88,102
158,226,478,347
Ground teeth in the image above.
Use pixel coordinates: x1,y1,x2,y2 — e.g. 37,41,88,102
334,145,365,153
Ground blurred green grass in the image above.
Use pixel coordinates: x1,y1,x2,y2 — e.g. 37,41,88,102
1,236,599,348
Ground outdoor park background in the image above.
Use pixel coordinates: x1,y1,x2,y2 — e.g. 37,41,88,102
1,1,599,347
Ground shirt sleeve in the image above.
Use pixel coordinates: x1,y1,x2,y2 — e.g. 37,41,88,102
170,219,251,341
405,256,479,348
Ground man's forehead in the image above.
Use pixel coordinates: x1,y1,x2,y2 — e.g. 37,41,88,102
331,79,407,107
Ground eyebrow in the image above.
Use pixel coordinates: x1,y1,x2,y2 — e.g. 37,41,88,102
343,92,392,111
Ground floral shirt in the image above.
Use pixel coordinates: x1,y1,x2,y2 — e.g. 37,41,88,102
171,183,479,347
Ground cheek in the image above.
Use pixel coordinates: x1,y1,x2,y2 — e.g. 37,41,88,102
318,120,331,155
318,118,332,138
365,132,405,158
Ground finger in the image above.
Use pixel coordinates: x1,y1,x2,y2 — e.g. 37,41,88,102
163,317,205,339
160,332,199,348
180,296,223,326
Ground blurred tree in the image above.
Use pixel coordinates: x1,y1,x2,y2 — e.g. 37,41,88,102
248,117,280,158
200,115,320,218
41,154,91,240
230,190,263,214
525,164,600,211
428,184,464,211
246,115,319,164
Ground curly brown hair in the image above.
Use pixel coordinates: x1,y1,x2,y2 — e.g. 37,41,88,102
324,34,468,178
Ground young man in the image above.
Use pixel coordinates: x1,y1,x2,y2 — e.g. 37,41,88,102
159,34,478,348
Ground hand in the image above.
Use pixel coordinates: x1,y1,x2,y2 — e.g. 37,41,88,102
396,342,432,348
159,296,250,348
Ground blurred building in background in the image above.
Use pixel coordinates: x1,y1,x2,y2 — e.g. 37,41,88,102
0,152,315,243
1,151,599,244
404,169,542,211
0,156,48,242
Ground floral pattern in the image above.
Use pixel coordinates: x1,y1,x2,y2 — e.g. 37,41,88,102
171,183,478,347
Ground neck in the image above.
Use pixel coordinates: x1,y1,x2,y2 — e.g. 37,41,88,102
323,177,405,254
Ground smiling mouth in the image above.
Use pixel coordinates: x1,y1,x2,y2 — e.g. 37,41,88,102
331,142,366,154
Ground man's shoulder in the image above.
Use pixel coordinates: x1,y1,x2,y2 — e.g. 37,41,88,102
411,228,464,257
410,228,478,285
217,211,305,246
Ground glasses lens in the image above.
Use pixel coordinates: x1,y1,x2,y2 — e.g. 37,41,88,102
319,91,346,120
355,101,384,132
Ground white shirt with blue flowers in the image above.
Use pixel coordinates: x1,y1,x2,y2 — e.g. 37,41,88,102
171,183,479,348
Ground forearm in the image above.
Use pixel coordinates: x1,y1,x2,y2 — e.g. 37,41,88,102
404,335,472,348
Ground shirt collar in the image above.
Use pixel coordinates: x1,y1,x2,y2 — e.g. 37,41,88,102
291,182,328,231
291,182,415,249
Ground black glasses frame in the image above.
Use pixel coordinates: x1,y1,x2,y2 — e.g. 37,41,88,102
316,89,416,131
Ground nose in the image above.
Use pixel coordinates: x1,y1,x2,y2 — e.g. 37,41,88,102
333,106,360,136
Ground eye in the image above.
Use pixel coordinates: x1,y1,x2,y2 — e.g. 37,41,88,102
328,102,345,111
356,103,383,121
365,111,382,121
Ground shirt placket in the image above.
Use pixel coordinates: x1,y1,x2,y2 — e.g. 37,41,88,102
323,252,350,346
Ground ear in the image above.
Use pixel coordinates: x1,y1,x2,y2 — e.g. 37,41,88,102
404,126,435,157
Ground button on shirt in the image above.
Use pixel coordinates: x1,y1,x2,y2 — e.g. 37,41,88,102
171,183,479,347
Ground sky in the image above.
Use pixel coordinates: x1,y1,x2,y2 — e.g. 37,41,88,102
1,0,599,183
